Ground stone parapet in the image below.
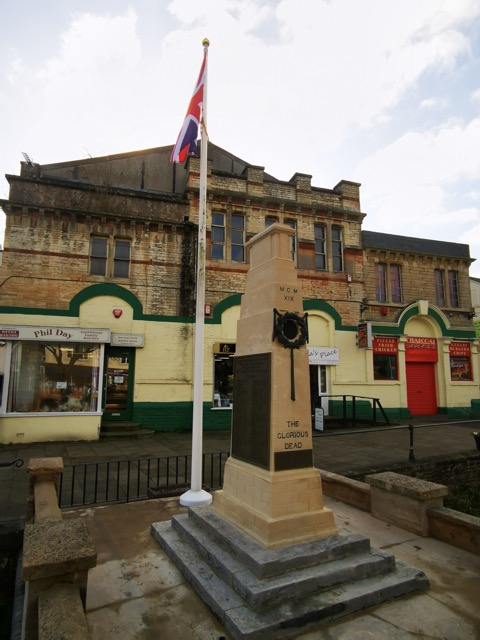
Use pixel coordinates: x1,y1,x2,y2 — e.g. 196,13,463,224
365,471,448,536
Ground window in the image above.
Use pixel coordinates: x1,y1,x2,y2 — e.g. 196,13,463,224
314,225,326,270
211,213,245,262
265,217,278,227
211,213,225,259
448,271,460,307
373,354,398,380
372,337,398,380
113,240,131,278
231,215,245,262
90,237,108,276
375,263,387,302
90,237,131,278
213,344,235,408
390,265,402,303
6,342,102,413
434,269,446,306
331,227,343,272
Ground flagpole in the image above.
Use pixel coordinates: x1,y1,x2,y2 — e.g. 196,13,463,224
180,38,212,507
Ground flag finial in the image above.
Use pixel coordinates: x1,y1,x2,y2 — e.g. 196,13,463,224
202,38,210,48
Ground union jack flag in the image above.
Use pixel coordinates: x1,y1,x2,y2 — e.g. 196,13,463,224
170,53,206,163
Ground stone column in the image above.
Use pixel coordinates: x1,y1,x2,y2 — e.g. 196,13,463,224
213,223,337,548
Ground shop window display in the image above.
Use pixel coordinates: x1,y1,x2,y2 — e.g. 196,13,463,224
6,341,101,413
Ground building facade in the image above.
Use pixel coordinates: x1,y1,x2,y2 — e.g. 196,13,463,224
0,144,478,443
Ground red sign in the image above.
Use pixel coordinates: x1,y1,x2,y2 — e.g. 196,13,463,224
449,341,471,357
406,337,438,362
373,337,398,354
0,329,19,338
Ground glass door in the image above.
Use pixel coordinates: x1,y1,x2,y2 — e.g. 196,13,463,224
103,347,135,421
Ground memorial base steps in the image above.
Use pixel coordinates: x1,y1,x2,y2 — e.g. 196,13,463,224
151,505,429,640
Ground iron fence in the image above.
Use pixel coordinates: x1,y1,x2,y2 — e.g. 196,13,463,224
58,451,230,509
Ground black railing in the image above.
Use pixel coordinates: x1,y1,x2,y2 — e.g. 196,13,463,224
58,451,230,509
317,395,390,428
0,458,24,468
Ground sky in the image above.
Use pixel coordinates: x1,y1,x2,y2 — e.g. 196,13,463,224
1,0,480,276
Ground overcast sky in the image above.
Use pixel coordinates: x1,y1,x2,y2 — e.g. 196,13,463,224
1,0,480,276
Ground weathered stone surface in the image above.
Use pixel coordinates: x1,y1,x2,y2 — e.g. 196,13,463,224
23,519,97,580
28,457,64,476
366,472,448,500
366,472,449,536
38,583,90,640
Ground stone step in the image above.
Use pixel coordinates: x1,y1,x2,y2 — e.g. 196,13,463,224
99,421,156,439
184,505,371,578
151,515,429,640
170,512,395,611
100,421,142,432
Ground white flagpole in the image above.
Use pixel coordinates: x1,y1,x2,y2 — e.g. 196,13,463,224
180,38,212,507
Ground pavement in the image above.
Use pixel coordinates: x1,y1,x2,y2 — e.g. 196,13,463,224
1,416,480,638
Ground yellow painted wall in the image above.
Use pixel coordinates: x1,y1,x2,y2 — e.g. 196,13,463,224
1,414,100,444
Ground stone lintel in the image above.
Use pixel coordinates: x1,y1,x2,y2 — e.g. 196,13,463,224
23,520,97,581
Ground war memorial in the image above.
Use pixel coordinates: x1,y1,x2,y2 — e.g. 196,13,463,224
152,224,429,639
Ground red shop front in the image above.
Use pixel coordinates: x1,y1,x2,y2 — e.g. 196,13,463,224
405,337,438,415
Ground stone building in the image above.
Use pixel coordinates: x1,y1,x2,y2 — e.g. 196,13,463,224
0,143,478,443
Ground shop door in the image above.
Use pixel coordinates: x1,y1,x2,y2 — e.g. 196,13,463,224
103,347,135,421
406,362,437,415
310,365,328,418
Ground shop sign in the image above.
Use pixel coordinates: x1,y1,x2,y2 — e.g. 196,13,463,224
406,337,437,349
373,337,398,354
449,341,471,357
406,336,438,362
0,325,110,343
308,346,339,365
214,342,236,354
357,322,372,348
111,333,145,347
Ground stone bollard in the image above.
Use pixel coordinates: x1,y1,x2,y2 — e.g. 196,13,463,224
22,457,97,639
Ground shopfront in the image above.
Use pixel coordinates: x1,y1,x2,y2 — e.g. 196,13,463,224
405,337,438,415
308,346,339,417
0,324,110,443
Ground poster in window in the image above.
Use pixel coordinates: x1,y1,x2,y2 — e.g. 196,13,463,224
450,357,472,381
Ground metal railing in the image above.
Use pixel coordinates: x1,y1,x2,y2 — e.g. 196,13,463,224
319,395,390,427
58,451,230,509
0,458,24,468
314,419,479,463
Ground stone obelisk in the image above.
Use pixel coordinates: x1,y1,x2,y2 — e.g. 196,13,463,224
213,223,337,547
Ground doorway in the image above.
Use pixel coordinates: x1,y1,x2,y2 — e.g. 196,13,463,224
309,364,328,419
406,361,437,415
103,346,135,421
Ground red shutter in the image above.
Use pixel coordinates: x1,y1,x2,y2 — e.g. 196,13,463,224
406,362,437,415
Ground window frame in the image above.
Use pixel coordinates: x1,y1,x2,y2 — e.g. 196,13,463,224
390,264,403,303
90,236,131,279
231,214,245,262
314,224,327,270
434,269,446,306
448,270,460,307
331,226,344,272
375,263,387,303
